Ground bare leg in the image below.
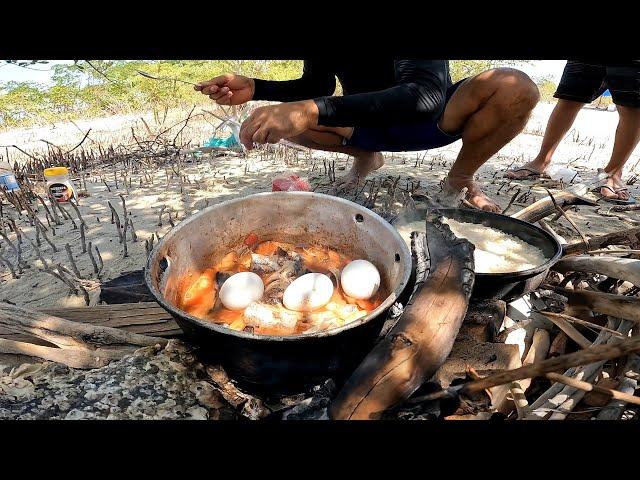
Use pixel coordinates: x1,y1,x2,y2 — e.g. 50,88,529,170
288,126,384,189
600,105,640,200
439,68,540,212
504,99,584,179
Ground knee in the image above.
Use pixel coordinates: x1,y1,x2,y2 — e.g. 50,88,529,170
491,68,540,112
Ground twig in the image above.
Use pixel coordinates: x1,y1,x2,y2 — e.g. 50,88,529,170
107,201,123,243
545,188,589,249
538,312,591,349
94,244,104,275
37,224,57,253
85,60,115,83
0,231,20,262
36,195,54,226
501,188,521,215
69,198,86,227
544,372,640,407
157,205,166,227
87,241,99,275
540,311,625,338
64,128,92,155
79,222,87,253
128,218,138,242
64,243,82,279
0,250,19,279
119,194,128,257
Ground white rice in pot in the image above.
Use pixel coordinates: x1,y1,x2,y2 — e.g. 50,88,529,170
396,218,548,274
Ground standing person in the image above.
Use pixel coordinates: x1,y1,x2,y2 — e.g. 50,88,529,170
505,61,640,204
196,60,539,212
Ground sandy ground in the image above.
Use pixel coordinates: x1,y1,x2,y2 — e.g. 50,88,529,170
0,102,639,309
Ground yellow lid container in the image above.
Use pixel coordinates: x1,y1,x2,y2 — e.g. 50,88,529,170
44,167,69,177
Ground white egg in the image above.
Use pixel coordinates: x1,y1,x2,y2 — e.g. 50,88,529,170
340,260,380,300
219,272,264,310
283,273,334,312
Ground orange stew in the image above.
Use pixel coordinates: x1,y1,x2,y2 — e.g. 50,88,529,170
177,235,384,336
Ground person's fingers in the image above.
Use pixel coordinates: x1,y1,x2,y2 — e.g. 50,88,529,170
252,127,269,145
240,118,259,149
201,84,219,95
209,89,229,101
197,74,234,92
265,131,280,144
215,92,233,105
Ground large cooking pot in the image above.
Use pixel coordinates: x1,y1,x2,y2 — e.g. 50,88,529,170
393,206,562,302
146,192,412,391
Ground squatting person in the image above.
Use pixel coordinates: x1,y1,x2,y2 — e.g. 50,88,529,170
196,60,540,212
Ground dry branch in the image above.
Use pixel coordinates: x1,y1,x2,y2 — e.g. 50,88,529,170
64,243,82,279
107,201,123,243
0,303,167,369
547,285,640,324
554,255,640,287
511,184,595,223
563,227,640,255
87,241,99,275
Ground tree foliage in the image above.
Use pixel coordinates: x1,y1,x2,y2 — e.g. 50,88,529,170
1,60,539,129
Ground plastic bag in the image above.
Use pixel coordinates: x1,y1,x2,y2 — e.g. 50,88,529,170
272,174,311,192
547,165,580,183
203,134,239,149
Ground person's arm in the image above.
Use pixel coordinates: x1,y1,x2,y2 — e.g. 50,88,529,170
253,60,336,102
313,60,451,127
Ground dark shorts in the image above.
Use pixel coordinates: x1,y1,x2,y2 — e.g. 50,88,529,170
344,78,467,152
554,61,640,108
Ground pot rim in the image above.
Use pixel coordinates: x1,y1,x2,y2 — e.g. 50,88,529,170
145,191,412,342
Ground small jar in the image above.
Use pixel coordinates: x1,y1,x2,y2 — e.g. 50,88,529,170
44,167,75,202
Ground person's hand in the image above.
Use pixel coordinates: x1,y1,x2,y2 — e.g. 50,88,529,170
239,100,319,149
194,73,255,105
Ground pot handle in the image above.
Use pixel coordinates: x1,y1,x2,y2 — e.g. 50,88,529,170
158,255,172,276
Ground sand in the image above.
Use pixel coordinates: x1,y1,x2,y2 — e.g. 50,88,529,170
0,102,638,309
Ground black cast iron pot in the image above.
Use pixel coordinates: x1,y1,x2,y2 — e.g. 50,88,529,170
393,206,563,302
145,192,412,391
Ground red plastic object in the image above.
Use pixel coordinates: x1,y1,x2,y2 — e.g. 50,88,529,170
272,174,311,192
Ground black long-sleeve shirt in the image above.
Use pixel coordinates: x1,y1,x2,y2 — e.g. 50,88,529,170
252,60,452,128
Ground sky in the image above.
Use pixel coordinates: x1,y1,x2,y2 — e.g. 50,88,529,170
0,60,569,87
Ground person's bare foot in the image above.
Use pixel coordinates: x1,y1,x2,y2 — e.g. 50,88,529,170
600,171,630,201
334,152,384,191
504,160,549,179
445,175,502,213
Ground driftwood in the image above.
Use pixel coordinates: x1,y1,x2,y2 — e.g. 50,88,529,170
510,184,594,223
549,331,568,357
548,285,640,324
503,328,551,417
544,371,640,407
526,318,620,416
0,303,180,344
541,311,625,338
563,227,640,256
41,302,180,337
596,354,640,419
329,213,475,420
0,303,167,369
554,255,640,287
525,318,634,420
410,320,640,406
540,312,591,349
